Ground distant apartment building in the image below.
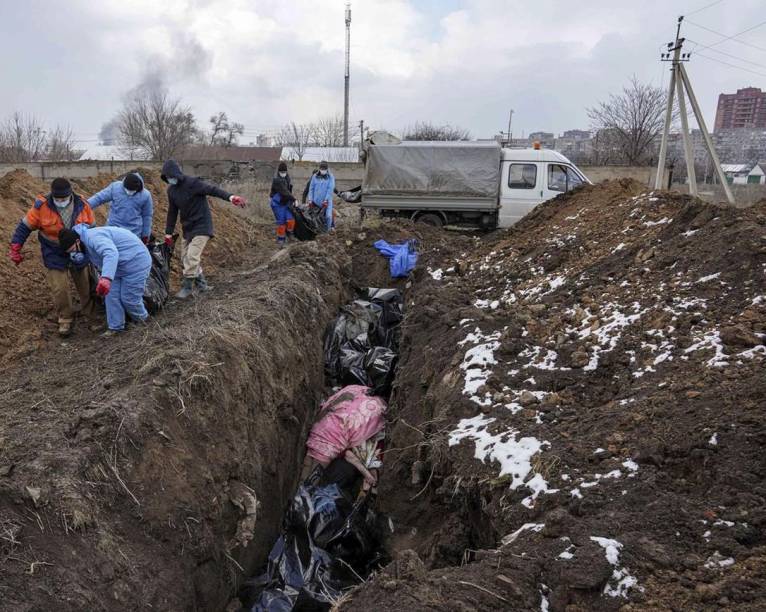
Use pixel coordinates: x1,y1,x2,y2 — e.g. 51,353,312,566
714,87,766,131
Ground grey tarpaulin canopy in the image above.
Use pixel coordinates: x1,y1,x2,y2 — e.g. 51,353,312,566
363,141,501,198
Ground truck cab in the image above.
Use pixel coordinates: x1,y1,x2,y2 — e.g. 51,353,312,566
499,148,590,227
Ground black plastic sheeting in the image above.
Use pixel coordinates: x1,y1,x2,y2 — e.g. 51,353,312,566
292,205,328,242
143,239,174,314
324,288,403,397
238,460,388,611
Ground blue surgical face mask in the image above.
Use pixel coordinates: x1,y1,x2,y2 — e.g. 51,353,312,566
125,189,137,196
279,172,287,178
168,177,178,186
319,169,327,176
69,251,85,265
54,196,71,208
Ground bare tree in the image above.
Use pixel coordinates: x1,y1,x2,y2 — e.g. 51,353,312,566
277,122,314,161
208,111,244,147
0,113,47,162
587,77,670,165
45,125,77,161
116,89,198,160
403,121,471,141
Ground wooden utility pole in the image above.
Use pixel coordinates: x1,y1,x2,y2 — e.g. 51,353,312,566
655,16,734,203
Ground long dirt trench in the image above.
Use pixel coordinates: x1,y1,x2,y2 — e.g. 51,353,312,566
0,234,389,610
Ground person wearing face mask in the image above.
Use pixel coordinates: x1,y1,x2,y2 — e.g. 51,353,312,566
307,160,336,231
269,161,296,247
8,178,96,337
161,159,247,299
87,172,153,243
59,224,152,337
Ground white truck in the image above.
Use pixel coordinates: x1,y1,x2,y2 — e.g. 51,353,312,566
358,139,590,229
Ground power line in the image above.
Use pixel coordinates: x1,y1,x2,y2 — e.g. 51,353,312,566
686,38,766,69
686,18,766,53
693,51,766,77
684,0,725,18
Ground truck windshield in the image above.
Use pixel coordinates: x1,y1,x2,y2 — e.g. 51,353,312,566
548,164,584,192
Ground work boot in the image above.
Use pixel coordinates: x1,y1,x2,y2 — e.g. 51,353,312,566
58,320,72,338
195,273,212,293
286,231,295,244
175,277,194,299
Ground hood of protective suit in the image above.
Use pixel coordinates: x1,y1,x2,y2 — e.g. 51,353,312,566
161,160,184,183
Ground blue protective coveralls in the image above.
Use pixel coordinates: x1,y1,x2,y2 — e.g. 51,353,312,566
308,172,335,230
270,173,295,244
87,174,154,240
73,224,152,331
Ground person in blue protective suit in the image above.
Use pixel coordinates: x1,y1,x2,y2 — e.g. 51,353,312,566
307,160,335,231
58,224,152,337
87,172,153,242
270,162,296,247
161,159,246,299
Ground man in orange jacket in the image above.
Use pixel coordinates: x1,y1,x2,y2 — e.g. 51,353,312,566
9,178,96,337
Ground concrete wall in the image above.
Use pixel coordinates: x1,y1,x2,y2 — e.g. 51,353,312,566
580,165,669,187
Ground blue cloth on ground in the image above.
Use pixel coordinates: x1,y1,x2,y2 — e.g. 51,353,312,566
373,239,418,278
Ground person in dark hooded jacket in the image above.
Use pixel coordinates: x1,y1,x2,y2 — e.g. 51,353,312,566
269,162,296,246
161,159,246,299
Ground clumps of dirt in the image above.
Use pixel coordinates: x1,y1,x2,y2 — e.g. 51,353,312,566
343,179,766,610
0,168,265,360
0,240,351,610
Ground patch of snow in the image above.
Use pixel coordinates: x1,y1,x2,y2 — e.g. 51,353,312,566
644,217,671,226
709,433,718,446
685,330,728,367
612,243,626,253
501,522,544,545
594,448,606,454
622,459,639,472
571,488,583,499
714,519,735,527
429,268,444,281
695,272,721,284
591,537,642,598
705,552,735,569
591,537,622,566
682,229,698,237
449,415,549,500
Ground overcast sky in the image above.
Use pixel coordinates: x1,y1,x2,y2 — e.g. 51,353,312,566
1,0,764,145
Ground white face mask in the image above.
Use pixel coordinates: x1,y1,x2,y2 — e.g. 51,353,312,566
279,172,287,178
167,177,178,185
54,197,70,208
125,189,136,196
319,169,327,176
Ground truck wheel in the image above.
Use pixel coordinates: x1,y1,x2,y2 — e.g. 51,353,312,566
416,213,444,227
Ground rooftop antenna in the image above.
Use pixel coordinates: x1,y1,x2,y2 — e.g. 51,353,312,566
343,3,351,147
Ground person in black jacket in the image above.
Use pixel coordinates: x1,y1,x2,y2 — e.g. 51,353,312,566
269,162,296,247
161,159,246,299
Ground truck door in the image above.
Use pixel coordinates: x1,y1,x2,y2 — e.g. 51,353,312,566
498,162,542,227
543,163,585,201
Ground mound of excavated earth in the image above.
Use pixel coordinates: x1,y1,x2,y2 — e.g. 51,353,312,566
345,180,766,611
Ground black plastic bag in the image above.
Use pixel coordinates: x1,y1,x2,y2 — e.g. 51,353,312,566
364,346,398,396
323,289,403,393
143,239,174,314
292,206,317,242
338,335,372,386
239,471,386,612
